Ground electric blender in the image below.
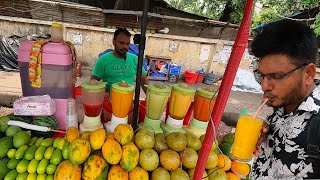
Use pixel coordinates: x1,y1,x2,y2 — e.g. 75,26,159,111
80,80,106,133
141,83,171,134
184,87,217,137
161,84,195,134
105,81,134,133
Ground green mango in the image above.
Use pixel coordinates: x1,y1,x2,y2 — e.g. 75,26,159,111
221,133,235,144
218,143,234,160
0,116,9,132
0,157,11,179
13,131,31,149
0,136,13,159
5,126,22,137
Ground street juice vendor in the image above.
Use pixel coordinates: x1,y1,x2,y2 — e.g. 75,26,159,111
91,28,148,124
91,28,148,93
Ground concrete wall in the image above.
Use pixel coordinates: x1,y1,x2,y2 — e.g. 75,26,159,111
0,16,253,77
0,16,114,67
145,34,254,77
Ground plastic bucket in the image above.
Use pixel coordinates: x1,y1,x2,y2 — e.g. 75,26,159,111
73,86,82,98
196,74,205,83
139,100,146,123
183,102,194,125
102,96,112,124
203,73,215,85
184,70,198,84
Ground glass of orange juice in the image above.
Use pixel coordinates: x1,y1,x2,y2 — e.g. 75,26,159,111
231,115,263,161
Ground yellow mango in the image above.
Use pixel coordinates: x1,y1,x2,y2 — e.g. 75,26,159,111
89,128,106,150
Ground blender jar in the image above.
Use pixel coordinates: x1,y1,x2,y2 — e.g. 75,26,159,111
193,87,217,122
169,84,196,120
111,81,134,118
146,83,171,120
81,80,106,117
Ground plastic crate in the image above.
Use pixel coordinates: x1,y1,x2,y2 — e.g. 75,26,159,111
150,72,167,78
169,65,181,75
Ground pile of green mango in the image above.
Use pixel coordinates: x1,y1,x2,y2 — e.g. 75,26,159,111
0,116,69,180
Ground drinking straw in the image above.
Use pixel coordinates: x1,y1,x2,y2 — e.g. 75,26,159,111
253,98,269,118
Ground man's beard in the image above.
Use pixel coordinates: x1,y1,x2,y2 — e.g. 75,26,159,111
115,48,127,57
268,80,305,112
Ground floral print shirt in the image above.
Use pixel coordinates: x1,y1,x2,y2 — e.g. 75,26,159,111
251,85,320,180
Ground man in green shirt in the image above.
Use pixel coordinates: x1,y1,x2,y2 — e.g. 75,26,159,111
91,28,148,93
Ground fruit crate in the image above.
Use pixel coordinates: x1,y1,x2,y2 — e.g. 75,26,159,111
146,55,171,81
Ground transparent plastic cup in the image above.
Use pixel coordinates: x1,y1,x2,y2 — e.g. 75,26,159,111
231,115,263,161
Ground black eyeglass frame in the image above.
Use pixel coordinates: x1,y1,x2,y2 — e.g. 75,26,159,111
253,63,308,84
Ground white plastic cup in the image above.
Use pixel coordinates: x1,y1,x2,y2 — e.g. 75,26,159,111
66,98,78,129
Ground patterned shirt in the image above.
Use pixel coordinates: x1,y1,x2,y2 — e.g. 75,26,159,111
251,85,320,180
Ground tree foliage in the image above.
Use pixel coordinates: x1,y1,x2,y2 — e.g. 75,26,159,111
253,0,319,35
310,13,320,36
165,0,245,24
165,0,320,36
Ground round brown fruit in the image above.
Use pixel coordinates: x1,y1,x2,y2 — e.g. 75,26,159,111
186,133,202,151
170,168,190,180
151,167,170,180
205,149,219,169
188,168,209,180
166,132,187,152
160,149,180,171
134,129,155,150
179,147,198,169
207,168,228,180
154,133,168,153
139,149,159,171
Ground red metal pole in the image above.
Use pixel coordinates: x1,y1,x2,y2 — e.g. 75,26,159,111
193,0,254,179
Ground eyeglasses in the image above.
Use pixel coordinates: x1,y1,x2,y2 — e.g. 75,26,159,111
254,63,308,84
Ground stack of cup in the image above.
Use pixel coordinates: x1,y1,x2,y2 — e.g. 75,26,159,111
66,98,78,129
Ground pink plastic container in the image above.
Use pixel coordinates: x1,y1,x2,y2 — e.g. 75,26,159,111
18,41,74,99
18,40,75,130
54,99,68,130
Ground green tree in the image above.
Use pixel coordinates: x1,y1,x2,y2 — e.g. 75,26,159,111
165,0,245,24
311,13,320,36
253,0,320,35
166,0,320,36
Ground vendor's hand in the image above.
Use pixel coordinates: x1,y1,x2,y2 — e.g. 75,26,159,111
254,122,269,156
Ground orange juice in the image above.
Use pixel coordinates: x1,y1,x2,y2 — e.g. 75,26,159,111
168,84,195,120
111,82,134,118
231,115,263,161
193,88,217,122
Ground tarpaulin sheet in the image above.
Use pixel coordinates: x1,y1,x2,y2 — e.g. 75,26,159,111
0,35,27,72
